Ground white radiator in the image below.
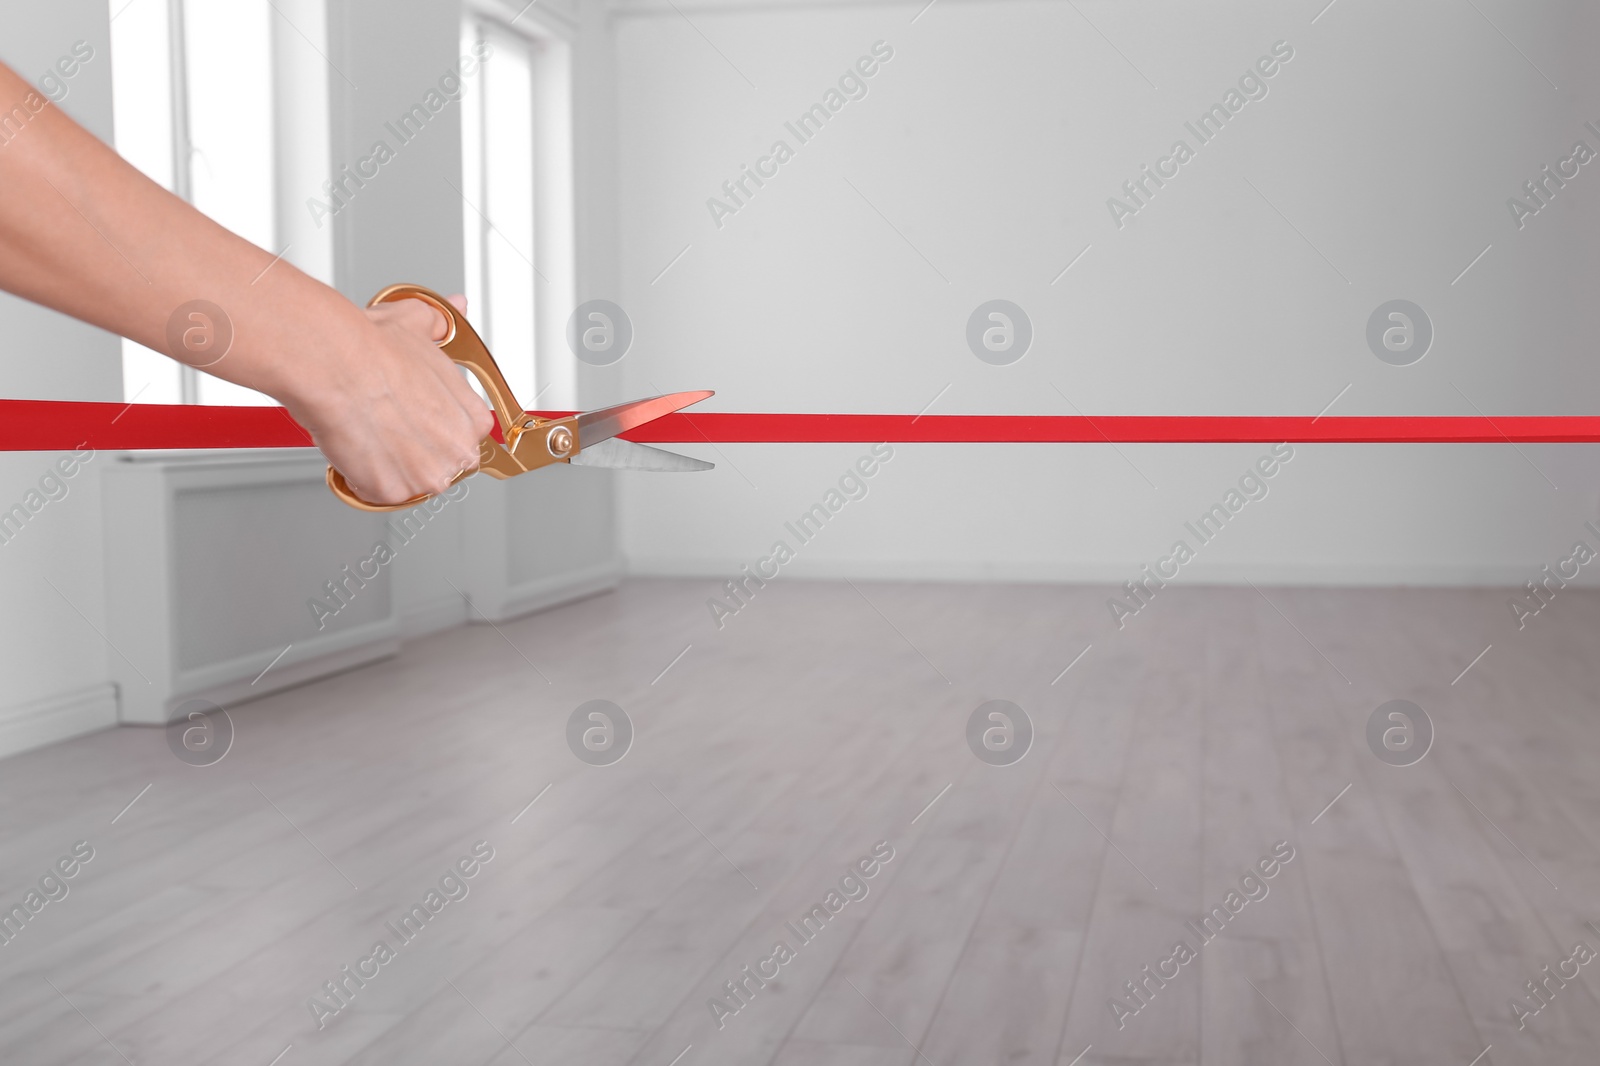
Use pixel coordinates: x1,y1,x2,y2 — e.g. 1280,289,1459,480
101,450,620,725
103,450,401,725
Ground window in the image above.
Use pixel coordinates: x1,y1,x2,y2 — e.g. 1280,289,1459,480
459,9,576,411
109,0,330,407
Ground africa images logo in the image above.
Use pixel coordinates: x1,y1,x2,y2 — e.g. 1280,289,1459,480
707,841,895,1031
705,41,895,229
1108,841,1296,1030
1106,40,1295,229
306,842,495,1030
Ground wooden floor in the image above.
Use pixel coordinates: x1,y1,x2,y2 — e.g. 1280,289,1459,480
2,578,1599,1065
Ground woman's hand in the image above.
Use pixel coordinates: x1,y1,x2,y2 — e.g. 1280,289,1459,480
285,294,496,506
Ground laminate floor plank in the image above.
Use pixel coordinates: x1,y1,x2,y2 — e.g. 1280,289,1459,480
1051,599,1206,1064
1372,603,1600,1065
1194,590,1343,1066
1250,590,1486,1066
903,664,1102,1066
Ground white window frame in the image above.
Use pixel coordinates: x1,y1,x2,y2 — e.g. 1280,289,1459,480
460,2,577,412
110,0,332,407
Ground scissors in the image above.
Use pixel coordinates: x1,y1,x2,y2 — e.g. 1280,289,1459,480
327,283,714,512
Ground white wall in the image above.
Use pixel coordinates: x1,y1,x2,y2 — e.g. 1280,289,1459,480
611,0,1600,587
0,2,122,751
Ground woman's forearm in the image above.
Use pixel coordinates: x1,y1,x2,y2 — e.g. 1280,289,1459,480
0,62,364,409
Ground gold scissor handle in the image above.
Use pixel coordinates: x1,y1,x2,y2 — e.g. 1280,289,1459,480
327,283,574,512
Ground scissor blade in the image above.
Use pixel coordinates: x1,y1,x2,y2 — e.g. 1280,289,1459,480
576,391,714,448
569,438,714,472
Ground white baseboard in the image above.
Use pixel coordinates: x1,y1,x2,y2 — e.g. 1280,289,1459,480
476,560,622,622
178,638,400,721
612,0,954,16
401,596,469,641
0,684,118,760
625,556,1579,589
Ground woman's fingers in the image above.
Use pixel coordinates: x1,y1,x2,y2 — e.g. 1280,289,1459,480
373,295,449,340
385,295,495,447
302,299,494,505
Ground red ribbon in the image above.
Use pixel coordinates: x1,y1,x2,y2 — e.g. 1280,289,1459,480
3,399,1600,450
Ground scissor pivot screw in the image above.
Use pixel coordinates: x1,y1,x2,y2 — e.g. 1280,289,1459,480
546,425,575,458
